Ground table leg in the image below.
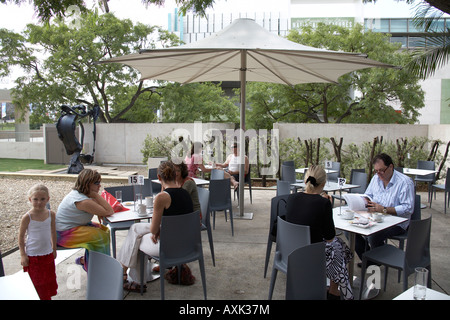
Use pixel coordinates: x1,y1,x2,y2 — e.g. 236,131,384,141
348,232,355,287
347,233,380,300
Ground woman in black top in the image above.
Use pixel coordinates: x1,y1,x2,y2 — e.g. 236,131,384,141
286,165,353,300
118,161,194,292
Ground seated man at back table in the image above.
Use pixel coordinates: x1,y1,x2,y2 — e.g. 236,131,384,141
355,153,415,264
214,142,249,190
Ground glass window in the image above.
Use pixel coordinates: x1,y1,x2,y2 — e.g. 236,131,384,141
408,19,425,33
390,19,408,32
390,36,407,48
364,18,389,32
429,19,446,32
408,37,425,48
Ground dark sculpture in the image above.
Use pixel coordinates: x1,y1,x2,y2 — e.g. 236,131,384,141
56,104,100,174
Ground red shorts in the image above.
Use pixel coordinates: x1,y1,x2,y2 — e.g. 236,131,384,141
24,253,58,300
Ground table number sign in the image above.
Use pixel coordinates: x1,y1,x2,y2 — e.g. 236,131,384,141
128,175,144,185
338,177,346,187
325,160,332,169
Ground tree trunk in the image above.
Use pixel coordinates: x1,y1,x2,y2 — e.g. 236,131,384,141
427,140,440,161
315,138,320,165
330,137,343,163
369,136,382,181
436,141,450,181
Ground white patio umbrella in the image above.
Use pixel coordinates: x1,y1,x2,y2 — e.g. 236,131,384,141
100,18,396,217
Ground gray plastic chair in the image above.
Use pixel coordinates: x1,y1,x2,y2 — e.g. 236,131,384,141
149,168,162,196
209,178,234,236
268,216,310,299
359,216,432,299
431,167,450,214
389,194,421,251
285,242,327,300
332,170,367,205
86,251,123,300
140,211,206,300
389,194,421,281
264,194,290,278
142,178,153,197
415,160,435,202
104,185,136,258
210,169,225,180
281,164,301,192
327,161,341,183
276,180,291,196
197,186,215,266
282,160,295,167
234,164,252,203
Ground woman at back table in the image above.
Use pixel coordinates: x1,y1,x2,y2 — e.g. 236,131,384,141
285,165,354,300
175,162,201,216
185,141,239,189
117,160,194,292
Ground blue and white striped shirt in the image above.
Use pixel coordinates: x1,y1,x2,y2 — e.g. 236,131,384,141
364,170,415,230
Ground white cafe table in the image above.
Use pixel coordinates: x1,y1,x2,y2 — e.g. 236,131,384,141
151,178,209,186
0,271,40,300
332,206,407,299
292,181,360,193
403,168,438,208
295,168,338,174
105,202,152,223
402,168,438,177
394,286,450,300
104,203,159,281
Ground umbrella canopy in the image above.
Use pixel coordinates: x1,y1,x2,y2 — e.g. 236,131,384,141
104,18,395,86
100,18,397,216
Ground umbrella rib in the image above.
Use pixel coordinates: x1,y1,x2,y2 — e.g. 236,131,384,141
183,51,241,83
250,51,338,83
264,50,394,68
110,49,225,63
139,50,237,81
246,51,295,86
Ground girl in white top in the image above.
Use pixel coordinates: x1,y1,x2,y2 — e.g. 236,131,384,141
18,184,58,300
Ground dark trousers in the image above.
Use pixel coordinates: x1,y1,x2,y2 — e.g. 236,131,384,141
355,225,405,261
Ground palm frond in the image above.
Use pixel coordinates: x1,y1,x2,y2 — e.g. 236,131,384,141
407,30,450,79
412,2,444,31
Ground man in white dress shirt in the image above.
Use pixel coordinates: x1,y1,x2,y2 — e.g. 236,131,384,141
355,153,415,262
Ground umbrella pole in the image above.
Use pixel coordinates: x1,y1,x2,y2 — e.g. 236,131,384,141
235,49,253,220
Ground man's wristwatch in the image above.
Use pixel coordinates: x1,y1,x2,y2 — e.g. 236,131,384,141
382,207,387,214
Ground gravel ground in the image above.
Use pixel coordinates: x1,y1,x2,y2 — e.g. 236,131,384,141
0,166,148,255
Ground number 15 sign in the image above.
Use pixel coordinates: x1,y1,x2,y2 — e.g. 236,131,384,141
128,175,144,185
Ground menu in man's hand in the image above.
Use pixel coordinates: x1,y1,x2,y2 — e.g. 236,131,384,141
342,194,372,211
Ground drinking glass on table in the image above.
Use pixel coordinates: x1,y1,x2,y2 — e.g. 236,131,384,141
115,190,122,203
413,267,428,300
134,193,143,212
145,196,153,212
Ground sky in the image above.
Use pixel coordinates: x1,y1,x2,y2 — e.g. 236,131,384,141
0,0,441,89
0,0,421,33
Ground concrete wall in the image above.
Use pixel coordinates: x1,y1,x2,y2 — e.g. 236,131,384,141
3,122,450,165
0,129,44,160
0,141,44,160
80,122,235,165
